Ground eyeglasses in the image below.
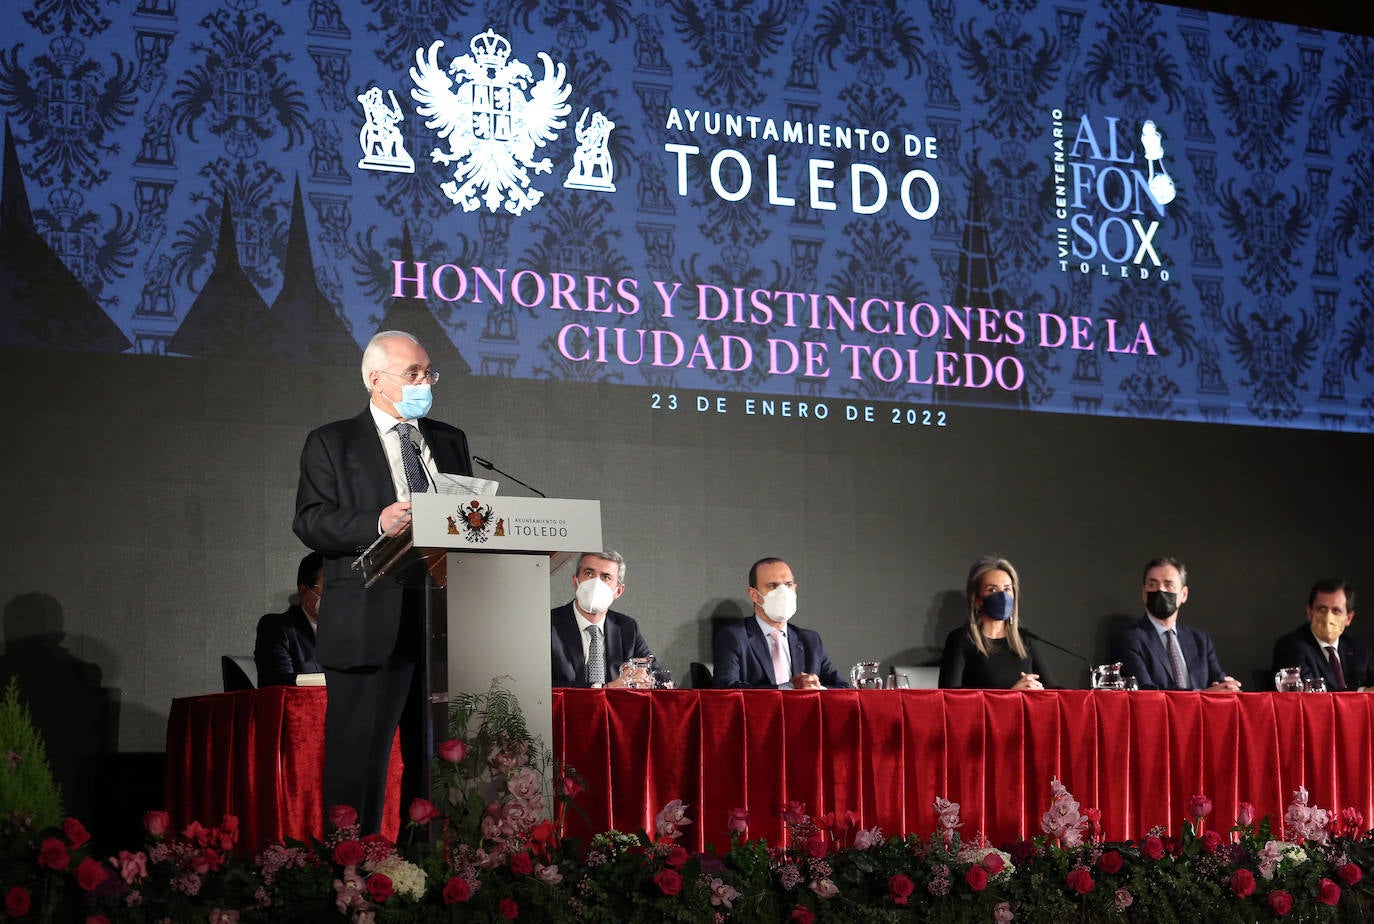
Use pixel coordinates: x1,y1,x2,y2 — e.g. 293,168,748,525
379,368,440,385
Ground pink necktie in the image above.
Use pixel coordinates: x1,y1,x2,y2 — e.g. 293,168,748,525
770,630,790,685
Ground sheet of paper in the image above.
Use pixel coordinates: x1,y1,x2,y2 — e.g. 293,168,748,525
433,472,499,496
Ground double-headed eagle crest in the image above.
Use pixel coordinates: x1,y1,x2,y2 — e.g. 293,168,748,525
410,29,571,215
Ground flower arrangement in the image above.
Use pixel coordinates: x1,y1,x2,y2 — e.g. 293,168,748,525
5,680,1374,921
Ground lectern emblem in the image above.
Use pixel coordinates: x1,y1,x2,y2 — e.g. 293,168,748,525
450,500,496,542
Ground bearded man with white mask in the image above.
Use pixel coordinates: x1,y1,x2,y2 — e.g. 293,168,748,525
550,550,654,688
712,558,850,689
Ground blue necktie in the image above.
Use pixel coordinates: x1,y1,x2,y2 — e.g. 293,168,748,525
394,422,429,493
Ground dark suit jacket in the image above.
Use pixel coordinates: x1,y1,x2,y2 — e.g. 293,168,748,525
1271,625,1374,692
293,408,472,670
550,602,652,687
711,617,850,689
254,604,322,687
1107,615,1227,691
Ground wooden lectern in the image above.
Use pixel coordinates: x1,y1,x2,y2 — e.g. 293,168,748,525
353,494,601,791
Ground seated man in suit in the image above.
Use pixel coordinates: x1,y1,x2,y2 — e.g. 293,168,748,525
712,557,849,689
1272,579,1372,692
254,551,325,686
1108,556,1242,692
551,550,654,687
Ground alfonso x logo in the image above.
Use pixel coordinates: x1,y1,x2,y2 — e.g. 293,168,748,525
1050,109,1176,281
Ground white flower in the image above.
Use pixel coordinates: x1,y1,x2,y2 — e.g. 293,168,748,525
371,856,427,901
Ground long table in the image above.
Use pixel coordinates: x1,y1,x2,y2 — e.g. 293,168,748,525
553,689,1374,850
164,687,401,855
166,687,1374,854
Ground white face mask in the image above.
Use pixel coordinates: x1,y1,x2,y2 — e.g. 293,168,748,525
758,584,797,623
575,577,616,615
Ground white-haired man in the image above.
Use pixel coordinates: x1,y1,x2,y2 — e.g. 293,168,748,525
294,330,473,834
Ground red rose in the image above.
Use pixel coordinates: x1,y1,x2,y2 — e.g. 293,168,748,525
1268,890,1293,916
888,873,915,906
510,852,533,876
5,886,30,917
1229,869,1255,897
408,797,440,824
38,837,70,871
86,917,112,924
438,739,467,762
1338,863,1363,886
63,817,91,849
1317,878,1341,906
367,872,394,903
75,856,109,891
142,810,170,838
329,805,358,829
1098,850,1124,875
981,852,1005,874
1140,836,1164,860
500,897,519,920
965,865,989,891
1199,830,1222,854
654,868,683,896
332,839,364,868
443,876,472,904
665,845,689,869
561,776,584,800
789,907,815,924
804,835,828,859
1067,866,1095,895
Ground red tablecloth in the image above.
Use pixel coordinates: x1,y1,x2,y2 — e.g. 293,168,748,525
166,688,1374,856
553,689,1374,851
164,687,401,855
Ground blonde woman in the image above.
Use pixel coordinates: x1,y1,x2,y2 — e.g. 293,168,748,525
938,556,1055,690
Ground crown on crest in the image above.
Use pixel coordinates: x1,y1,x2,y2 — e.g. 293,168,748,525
470,29,511,68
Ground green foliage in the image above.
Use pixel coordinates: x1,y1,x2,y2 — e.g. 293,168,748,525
0,677,63,830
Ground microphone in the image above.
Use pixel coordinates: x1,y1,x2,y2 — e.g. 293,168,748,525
472,454,547,498
1019,628,1089,665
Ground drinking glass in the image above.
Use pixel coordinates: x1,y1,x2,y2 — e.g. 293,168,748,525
1273,667,1304,692
884,672,911,690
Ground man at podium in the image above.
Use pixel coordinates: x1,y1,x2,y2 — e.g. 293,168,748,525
294,331,473,835
551,550,654,687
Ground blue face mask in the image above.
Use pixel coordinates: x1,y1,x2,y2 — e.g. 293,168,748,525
392,384,433,419
980,590,1014,621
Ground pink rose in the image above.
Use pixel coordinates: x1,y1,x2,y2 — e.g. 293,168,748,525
510,852,533,876
39,837,70,871
1268,890,1293,916
5,887,30,917
329,805,358,829
1098,850,1123,874
993,902,1014,923
142,810,170,837
1230,869,1255,897
982,852,1005,874
408,797,440,824
443,876,472,904
332,840,364,868
561,776,583,799
1199,830,1222,853
965,865,988,891
665,845,688,869
1236,802,1255,826
75,856,109,891
1140,836,1164,860
654,868,683,896
63,817,91,849
367,872,393,903
1114,888,1133,909
438,739,467,762
500,898,519,920
1189,794,1213,819
781,801,808,827
1066,866,1094,894
888,873,915,906
727,807,749,834
1338,863,1362,885
1317,878,1341,906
